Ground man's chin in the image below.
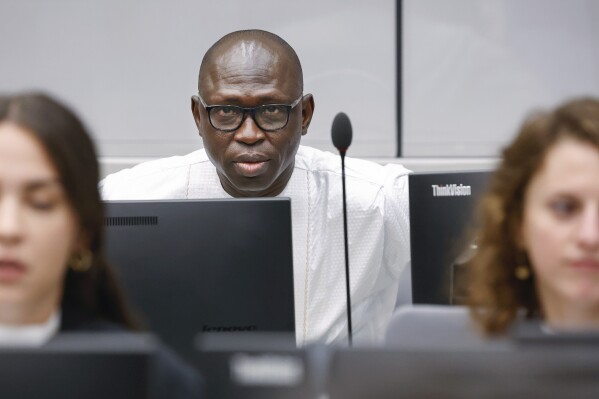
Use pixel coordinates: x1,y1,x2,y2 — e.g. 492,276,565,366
226,175,277,197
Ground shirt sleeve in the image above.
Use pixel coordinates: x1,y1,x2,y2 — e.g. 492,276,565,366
382,163,412,282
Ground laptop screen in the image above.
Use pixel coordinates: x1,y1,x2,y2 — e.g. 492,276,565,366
104,198,296,362
409,171,492,305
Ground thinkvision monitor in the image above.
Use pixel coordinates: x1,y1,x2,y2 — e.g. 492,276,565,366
104,198,296,362
409,170,492,305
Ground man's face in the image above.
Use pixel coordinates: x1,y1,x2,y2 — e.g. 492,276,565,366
192,41,314,197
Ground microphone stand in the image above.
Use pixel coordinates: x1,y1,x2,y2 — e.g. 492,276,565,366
332,111,353,347
339,148,352,347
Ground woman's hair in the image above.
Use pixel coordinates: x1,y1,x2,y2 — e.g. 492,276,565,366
467,97,599,336
0,92,137,329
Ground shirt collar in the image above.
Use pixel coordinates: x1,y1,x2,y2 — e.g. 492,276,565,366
0,310,60,347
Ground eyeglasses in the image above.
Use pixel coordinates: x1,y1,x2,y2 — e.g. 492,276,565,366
197,94,303,133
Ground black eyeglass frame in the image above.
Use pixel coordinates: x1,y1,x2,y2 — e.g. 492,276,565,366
197,94,304,133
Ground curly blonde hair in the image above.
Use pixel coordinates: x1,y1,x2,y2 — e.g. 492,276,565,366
467,97,599,335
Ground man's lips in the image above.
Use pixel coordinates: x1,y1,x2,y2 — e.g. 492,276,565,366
233,154,271,177
234,160,270,177
233,153,270,163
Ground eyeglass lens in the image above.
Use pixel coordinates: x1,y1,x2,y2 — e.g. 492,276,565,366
209,104,290,131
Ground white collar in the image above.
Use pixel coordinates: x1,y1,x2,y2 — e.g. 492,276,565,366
0,310,60,347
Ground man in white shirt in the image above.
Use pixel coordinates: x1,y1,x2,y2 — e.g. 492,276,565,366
100,29,410,345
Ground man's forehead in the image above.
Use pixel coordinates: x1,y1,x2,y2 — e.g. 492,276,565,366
219,40,279,67
200,39,299,95
208,43,280,78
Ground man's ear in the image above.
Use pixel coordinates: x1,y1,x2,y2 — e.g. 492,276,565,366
301,94,315,136
191,96,203,138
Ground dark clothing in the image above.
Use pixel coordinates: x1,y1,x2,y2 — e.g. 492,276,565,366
59,307,204,399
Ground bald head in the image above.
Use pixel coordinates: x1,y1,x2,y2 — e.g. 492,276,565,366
198,30,303,96
191,30,315,198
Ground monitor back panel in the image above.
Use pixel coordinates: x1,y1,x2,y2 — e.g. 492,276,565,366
409,171,491,304
104,198,295,361
0,333,152,399
196,349,315,399
327,348,599,399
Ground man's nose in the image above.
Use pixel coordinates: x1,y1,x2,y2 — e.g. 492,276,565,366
577,205,599,251
233,114,265,145
0,198,23,245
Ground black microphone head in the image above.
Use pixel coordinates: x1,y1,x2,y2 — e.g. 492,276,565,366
331,112,353,151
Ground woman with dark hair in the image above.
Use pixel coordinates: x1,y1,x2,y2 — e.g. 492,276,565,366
468,98,599,336
0,92,202,397
0,92,136,332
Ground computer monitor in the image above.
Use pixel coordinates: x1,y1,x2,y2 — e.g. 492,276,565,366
512,321,599,346
197,347,314,399
0,333,154,399
104,198,296,363
409,170,492,304
327,347,599,399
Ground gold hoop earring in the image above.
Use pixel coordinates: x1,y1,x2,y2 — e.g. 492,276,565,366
515,265,530,280
69,249,93,272
514,251,531,281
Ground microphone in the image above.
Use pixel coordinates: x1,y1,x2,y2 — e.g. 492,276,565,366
331,112,353,346
332,112,353,155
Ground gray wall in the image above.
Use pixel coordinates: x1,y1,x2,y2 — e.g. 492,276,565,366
403,0,599,157
2,0,598,166
1,0,397,158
